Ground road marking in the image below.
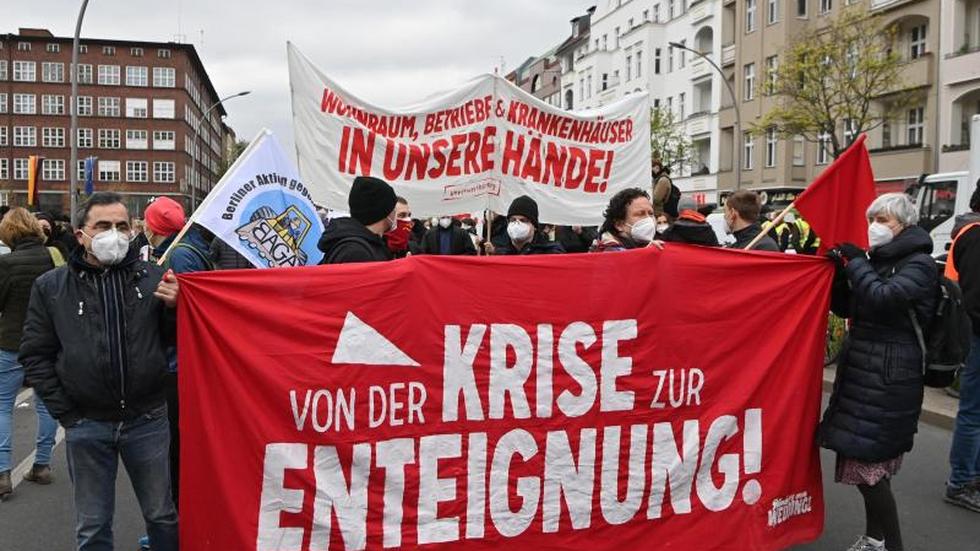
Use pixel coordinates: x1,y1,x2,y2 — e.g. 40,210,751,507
15,388,33,407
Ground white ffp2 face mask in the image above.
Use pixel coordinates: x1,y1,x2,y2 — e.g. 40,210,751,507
438,217,452,229
628,216,657,243
868,222,895,249
507,220,533,243
85,228,132,265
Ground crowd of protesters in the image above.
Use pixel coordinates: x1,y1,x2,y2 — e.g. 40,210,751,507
0,158,974,551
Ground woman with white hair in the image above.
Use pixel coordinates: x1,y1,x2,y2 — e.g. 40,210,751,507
820,192,938,551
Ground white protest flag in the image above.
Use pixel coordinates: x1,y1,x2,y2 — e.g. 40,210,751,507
288,43,650,225
192,128,325,268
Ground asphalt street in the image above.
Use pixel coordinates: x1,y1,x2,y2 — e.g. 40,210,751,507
0,389,976,550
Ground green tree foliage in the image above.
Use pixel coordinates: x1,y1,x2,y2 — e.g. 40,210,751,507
650,106,695,172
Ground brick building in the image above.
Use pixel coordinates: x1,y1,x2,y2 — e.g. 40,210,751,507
0,28,236,217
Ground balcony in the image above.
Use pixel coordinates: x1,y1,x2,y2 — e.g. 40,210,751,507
895,54,933,91
941,48,980,88
690,56,712,79
722,44,736,67
868,144,933,179
869,0,918,11
689,3,712,24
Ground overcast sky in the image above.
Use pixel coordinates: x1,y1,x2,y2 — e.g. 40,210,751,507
7,0,595,153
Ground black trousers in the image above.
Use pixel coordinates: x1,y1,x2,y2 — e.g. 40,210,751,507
164,372,179,511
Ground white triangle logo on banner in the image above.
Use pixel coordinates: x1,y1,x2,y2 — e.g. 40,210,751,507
331,311,420,367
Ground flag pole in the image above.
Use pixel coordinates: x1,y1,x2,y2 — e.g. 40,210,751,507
744,201,795,251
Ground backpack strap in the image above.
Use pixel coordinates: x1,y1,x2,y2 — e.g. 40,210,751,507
170,242,214,271
906,307,928,372
46,246,66,268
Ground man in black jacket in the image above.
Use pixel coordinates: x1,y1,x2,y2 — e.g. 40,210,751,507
20,192,179,551
661,196,720,247
945,183,980,513
724,191,780,251
419,216,477,255
318,176,397,264
495,195,565,255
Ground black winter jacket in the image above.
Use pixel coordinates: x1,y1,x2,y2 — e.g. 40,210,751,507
820,226,938,462
495,233,566,255
318,217,393,264
0,238,57,351
556,226,598,254
731,223,780,252
420,226,477,255
661,220,720,247
20,248,175,427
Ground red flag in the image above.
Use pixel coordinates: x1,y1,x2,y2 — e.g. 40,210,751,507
794,133,877,254
177,248,831,550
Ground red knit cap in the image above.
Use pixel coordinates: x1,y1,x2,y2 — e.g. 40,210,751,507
144,197,186,236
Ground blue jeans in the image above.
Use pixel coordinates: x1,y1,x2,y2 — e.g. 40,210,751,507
0,349,57,471
950,333,980,488
65,405,178,551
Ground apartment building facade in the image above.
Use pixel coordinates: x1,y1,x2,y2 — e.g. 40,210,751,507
0,28,234,216
938,0,980,172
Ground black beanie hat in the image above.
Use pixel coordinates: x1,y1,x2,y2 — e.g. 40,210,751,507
507,195,539,227
348,176,397,226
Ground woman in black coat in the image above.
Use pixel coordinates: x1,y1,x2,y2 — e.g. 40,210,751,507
821,193,938,551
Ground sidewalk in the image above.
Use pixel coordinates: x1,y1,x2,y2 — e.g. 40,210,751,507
822,366,960,429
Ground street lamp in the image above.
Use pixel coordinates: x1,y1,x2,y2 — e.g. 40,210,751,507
190,90,251,211
668,41,741,191
69,0,90,220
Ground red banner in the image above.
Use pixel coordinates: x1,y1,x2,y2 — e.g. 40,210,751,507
178,245,832,550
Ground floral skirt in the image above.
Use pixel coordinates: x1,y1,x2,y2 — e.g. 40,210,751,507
835,454,904,486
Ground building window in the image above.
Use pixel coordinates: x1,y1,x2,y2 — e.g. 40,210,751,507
0,61,6,81
636,50,643,78
102,46,116,56
797,0,808,16
654,3,661,21
669,46,675,72
843,118,857,145
76,96,93,116
907,107,924,145
98,129,121,149
13,94,36,114
152,67,176,87
0,159,7,180
603,34,608,50
0,126,6,146
765,127,777,167
882,121,892,148
793,136,805,165
130,47,143,57
614,27,620,49
78,128,93,148
654,48,662,74
13,61,36,82
0,93,5,114
153,161,176,183
97,64,121,85
14,159,29,180
127,161,148,182
746,0,757,32
126,66,149,87
42,159,65,181
42,62,64,83
765,55,778,94
743,132,755,169
42,127,66,148
820,0,831,13
42,95,65,115
909,25,927,59
679,39,686,69
817,131,831,164
126,98,148,118
643,9,650,20
98,97,121,117
157,48,171,58
74,63,93,84
98,160,121,182
744,63,756,100
78,45,88,54
626,55,633,81
587,74,592,98
669,0,676,19
126,129,148,149
679,92,686,119
602,73,609,91
13,127,37,147
152,130,176,150
768,0,779,24
46,43,60,53
17,42,31,52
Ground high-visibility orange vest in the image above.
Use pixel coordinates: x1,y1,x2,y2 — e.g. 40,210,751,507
944,222,980,282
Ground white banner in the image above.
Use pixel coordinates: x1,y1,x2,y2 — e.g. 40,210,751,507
193,129,325,267
288,43,651,225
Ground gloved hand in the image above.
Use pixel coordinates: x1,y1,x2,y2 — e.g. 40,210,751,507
825,248,845,270
836,242,866,261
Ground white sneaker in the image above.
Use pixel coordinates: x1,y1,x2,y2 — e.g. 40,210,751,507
846,535,885,551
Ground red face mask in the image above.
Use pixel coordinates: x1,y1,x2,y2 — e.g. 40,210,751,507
385,219,413,252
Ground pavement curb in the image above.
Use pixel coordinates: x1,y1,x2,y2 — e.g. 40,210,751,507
822,367,958,430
